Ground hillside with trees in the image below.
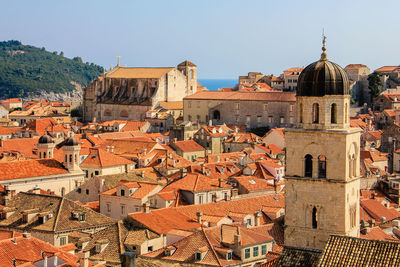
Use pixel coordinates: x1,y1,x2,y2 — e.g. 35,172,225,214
0,40,103,99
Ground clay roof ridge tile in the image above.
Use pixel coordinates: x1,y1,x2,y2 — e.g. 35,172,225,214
202,228,223,266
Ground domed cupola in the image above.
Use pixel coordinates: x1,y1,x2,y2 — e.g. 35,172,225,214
295,36,351,130
297,37,350,97
39,134,54,144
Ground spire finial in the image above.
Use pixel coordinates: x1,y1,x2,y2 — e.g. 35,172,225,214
321,29,327,60
117,56,120,67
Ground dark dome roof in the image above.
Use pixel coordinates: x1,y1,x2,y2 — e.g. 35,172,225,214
38,134,54,144
65,136,79,146
297,58,350,97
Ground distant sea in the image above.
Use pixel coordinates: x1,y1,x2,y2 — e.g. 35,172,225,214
198,79,237,91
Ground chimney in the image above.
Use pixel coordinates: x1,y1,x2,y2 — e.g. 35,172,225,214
255,211,261,227
22,232,31,239
209,120,212,126
180,168,187,178
368,219,375,227
196,211,203,224
122,252,137,267
143,202,150,213
234,234,241,246
218,178,224,188
78,251,90,267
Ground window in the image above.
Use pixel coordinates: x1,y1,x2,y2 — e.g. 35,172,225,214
69,154,73,163
305,154,313,177
264,104,268,111
190,70,194,79
261,245,267,255
290,104,294,112
245,248,250,259
227,251,232,260
188,115,192,121
318,155,326,178
235,103,240,110
198,195,203,204
95,170,99,175
247,218,252,226
86,189,89,195
59,236,66,246
195,252,202,261
280,116,285,124
213,110,220,120
268,116,273,123
290,116,294,124
312,103,319,123
148,246,153,252
188,101,192,108
121,205,125,215
77,188,81,194
331,103,337,124
312,206,318,229
107,203,111,212
253,246,259,257
121,189,125,196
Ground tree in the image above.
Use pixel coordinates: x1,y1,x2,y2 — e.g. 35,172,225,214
368,72,383,104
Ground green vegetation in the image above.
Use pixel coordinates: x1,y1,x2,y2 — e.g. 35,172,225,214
368,72,383,103
0,40,103,98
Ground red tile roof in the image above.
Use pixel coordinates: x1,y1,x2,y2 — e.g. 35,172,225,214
360,226,398,242
184,91,296,102
172,140,204,152
255,144,284,154
384,109,396,118
121,120,148,132
0,138,39,159
80,148,134,168
361,199,400,223
0,235,80,266
344,64,368,70
0,159,68,181
375,66,400,72
1,98,21,104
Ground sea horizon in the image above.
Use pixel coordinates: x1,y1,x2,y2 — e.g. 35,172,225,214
198,78,237,91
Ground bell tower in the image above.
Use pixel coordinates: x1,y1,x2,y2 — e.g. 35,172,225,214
177,60,197,96
284,37,361,250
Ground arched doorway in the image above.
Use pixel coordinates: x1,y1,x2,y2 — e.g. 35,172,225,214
213,110,220,120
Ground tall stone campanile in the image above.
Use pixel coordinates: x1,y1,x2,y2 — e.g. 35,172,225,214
284,39,361,250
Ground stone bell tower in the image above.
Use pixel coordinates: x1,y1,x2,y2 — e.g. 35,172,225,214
177,60,197,95
284,37,361,250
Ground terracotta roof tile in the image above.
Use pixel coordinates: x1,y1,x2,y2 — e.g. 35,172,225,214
184,91,296,102
80,148,134,168
172,140,204,152
107,67,174,79
158,101,183,110
0,159,68,181
319,235,400,266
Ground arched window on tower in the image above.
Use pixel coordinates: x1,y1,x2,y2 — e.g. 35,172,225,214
190,70,194,79
299,103,303,123
331,103,337,124
312,103,319,123
312,207,318,229
305,154,313,177
318,155,326,178
352,154,356,177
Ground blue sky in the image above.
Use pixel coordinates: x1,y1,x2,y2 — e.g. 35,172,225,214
2,0,399,78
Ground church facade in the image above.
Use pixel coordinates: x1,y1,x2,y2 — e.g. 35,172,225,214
284,41,361,250
83,61,197,122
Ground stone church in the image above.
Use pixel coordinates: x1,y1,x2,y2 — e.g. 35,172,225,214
284,40,361,250
83,60,197,122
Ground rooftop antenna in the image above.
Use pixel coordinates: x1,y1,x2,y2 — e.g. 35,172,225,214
321,28,328,61
117,55,120,67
